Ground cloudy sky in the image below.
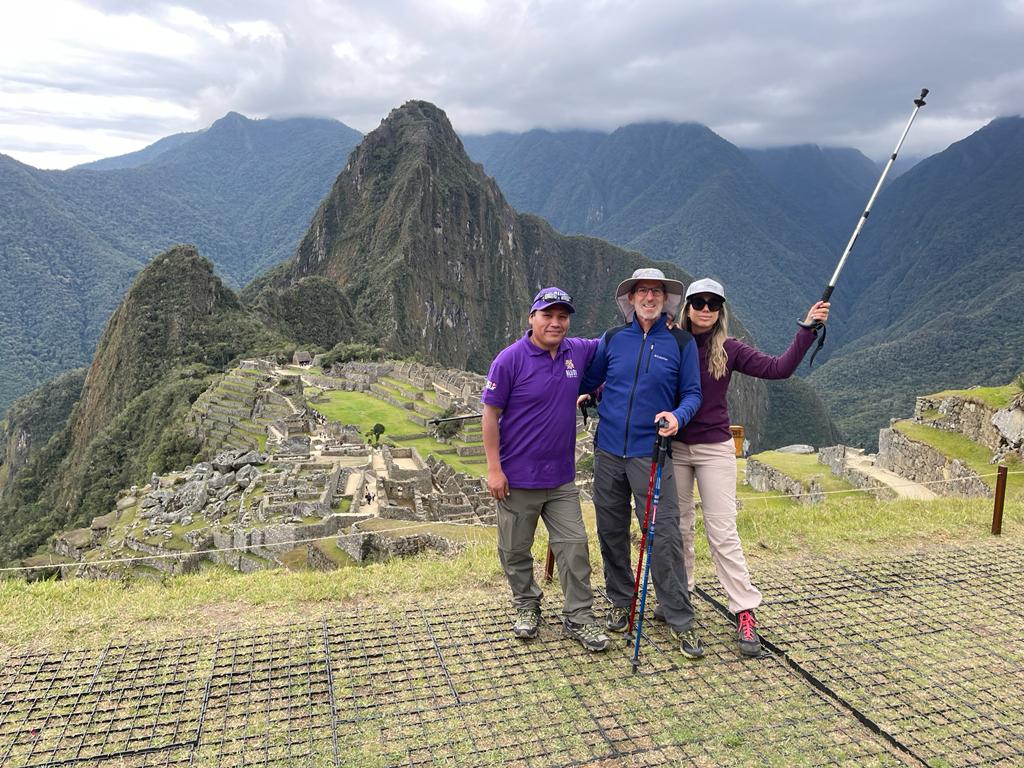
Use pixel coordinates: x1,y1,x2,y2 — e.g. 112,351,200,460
2,0,1023,169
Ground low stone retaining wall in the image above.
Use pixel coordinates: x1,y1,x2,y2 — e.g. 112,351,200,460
876,428,990,497
745,458,824,504
817,445,895,500
336,531,460,563
915,395,1003,452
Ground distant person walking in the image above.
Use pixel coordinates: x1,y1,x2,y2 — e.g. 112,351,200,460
481,288,610,652
579,268,705,659
673,278,829,656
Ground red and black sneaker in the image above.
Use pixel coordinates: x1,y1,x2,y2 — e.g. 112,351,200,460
736,609,762,657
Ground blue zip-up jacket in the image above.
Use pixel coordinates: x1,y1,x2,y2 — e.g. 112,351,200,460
580,314,702,458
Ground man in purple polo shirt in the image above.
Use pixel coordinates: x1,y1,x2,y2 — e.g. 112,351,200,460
482,287,609,652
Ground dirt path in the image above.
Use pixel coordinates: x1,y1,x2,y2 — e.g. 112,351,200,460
846,452,939,500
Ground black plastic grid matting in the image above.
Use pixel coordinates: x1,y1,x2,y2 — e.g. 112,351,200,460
14,542,1023,766
0,636,209,767
717,541,1024,768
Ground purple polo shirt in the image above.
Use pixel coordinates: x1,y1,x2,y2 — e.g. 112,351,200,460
481,333,599,489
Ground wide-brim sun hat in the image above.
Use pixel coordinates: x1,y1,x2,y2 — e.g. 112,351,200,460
615,268,684,321
684,277,726,302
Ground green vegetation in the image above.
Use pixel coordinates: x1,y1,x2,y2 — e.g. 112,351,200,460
749,451,857,494
1,114,361,414
928,382,1021,410
315,390,483,475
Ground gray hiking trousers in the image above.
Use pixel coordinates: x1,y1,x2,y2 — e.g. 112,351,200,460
496,482,596,624
593,449,695,632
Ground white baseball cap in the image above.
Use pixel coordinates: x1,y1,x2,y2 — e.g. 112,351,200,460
684,278,726,301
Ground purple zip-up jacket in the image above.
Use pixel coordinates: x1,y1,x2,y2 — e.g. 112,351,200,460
676,327,818,445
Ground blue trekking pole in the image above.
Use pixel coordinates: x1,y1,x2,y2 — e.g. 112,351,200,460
631,422,672,674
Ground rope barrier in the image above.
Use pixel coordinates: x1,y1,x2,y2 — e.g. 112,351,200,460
2,471,1017,575
734,468,1023,502
0,509,492,574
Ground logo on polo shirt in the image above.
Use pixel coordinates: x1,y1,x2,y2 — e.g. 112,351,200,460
485,380,497,391
564,359,577,378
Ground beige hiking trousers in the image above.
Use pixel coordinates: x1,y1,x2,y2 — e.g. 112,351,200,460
672,439,762,613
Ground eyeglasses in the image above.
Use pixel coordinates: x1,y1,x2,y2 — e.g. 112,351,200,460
535,290,572,303
632,286,664,297
689,296,724,311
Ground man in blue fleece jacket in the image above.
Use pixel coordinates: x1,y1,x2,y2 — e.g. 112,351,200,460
580,268,704,658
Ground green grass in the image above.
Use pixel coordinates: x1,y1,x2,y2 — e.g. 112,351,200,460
8,477,1021,654
317,390,484,476
928,382,1021,410
747,451,857,494
893,420,1022,498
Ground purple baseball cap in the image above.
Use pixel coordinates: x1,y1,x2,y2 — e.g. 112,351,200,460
531,287,575,313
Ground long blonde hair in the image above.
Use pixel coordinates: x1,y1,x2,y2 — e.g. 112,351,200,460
683,301,729,380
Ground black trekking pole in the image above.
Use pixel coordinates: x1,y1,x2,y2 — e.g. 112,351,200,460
630,421,672,674
800,87,929,366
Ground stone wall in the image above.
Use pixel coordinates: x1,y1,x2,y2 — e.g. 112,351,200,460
876,428,990,497
915,395,1003,452
914,392,1024,460
336,531,460,563
744,458,824,504
817,445,895,500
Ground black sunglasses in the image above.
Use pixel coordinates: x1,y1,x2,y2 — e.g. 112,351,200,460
689,296,724,311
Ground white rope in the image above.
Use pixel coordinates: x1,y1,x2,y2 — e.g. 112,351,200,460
0,509,493,574
3,471,1018,575
734,468,1022,502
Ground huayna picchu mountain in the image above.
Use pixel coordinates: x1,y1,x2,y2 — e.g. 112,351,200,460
1,102,841,566
0,245,286,564
258,100,836,446
251,100,810,447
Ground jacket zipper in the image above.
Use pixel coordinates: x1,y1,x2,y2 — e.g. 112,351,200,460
622,331,648,456
645,343,654,373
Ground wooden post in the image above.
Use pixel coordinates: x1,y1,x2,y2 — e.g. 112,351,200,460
544,546,555,582
729,425,745,458
991,465,1008,535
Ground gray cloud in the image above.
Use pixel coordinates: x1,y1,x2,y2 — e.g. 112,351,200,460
6,0,1024,165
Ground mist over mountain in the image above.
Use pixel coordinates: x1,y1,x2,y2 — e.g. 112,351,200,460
0,113,362,414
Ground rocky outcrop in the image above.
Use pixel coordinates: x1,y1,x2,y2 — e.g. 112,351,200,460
914,390,1024,459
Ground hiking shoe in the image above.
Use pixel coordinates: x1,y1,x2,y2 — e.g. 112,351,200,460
671,627,705,660
605,606,630,633
736,609,762,657
513,607,541,639
564,620,610,652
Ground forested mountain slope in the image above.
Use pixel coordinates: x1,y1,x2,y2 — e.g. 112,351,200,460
0,114,361,413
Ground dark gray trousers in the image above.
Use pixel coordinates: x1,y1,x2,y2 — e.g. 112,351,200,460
593,449,694,632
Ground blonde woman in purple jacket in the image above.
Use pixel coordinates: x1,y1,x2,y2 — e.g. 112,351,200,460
673,278,829,656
